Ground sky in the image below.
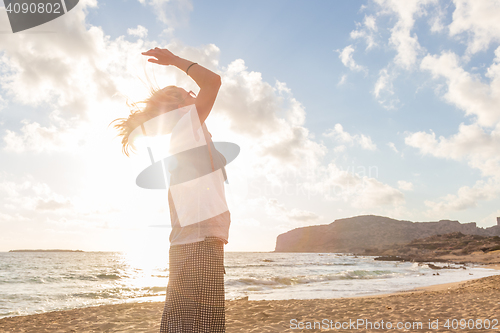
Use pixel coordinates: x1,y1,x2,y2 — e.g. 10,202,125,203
1,0,500,253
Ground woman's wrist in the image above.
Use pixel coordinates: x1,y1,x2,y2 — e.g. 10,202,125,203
170,55,182,67
171,56,191,72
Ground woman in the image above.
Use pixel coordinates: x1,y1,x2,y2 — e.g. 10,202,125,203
112,47,230,332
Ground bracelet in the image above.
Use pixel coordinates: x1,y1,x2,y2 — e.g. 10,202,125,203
186,62,197,75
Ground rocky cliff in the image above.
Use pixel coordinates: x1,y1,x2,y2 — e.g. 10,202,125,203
274,215,500,253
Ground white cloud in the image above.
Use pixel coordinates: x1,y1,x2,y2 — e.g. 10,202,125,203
411,46,500,183
323,123,377,151
127,25,148,38
0,94,6,111
428,2,446,32
387,142,399,153
353,0,438,111
36,199,72,211
405,123,500,178
287,209,321,222
389,24,421,69
364,15,377,31
3,116,80,153
420,49,500,127
0,212,29,222
338,45,366,72
350,15,378,50
358,134,377,151
0,1,108,115
265,198,320,225
352,177,405,208
374,69,391,98
424,178,498,213
374,0,437,69
0,3,178,153
306,163,404,208
399,8,500,212
0,174,72,213
405,37,500,213
398,180,414,191
338,74,348,86
449,0,500,55
357,0,500,117
373,68,400,109
333,145,346,153
405,101,500,212
137,0,193,28
217,59,327,171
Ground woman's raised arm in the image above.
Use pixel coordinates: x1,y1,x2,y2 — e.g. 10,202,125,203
141,47,221,125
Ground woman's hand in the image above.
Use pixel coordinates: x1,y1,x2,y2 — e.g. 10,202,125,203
141,47,178,66
141,47,221,126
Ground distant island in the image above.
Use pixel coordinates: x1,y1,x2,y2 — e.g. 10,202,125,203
275,215,500,254
9,249,84,252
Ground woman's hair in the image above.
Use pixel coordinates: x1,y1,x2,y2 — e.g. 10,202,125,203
110,85,184,156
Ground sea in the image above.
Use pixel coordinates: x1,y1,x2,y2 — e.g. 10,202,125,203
0,251,499,319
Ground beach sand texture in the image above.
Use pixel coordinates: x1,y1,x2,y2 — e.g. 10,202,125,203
1,272,499,333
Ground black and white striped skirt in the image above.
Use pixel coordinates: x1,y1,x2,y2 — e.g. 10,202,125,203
160,237,225,333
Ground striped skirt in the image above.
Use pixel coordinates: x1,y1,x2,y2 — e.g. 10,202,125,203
160,237,225,333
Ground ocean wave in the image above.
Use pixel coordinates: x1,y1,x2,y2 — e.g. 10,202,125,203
151,274,168,278
70,284,166,299
224,262,359,269
142,286,166,294
226,270,399,288
96,274,121,280
58,271,128,281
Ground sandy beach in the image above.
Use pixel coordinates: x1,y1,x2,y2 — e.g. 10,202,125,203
1,261,499,332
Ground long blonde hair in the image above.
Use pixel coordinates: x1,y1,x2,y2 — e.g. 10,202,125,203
110,85,184,156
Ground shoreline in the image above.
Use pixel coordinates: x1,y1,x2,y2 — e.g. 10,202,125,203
2,272,499,332
1,261,498,332
372,262,500,294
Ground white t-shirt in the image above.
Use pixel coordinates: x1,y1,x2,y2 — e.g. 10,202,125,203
166,105,230,245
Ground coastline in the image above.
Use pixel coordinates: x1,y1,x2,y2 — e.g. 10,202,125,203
356,262,500,297
1,261,498,332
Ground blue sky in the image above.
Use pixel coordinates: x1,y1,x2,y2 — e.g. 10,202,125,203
1,0,500,253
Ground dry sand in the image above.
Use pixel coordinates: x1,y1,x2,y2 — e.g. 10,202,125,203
1,262,499,332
